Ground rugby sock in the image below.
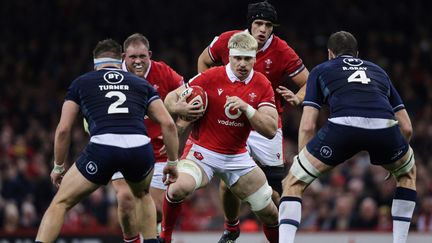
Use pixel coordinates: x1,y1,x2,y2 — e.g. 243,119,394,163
224,219,240,233
279,196,302,243
123,235,140,243
263,224,279,243
391,187,416,243
160,194,183,243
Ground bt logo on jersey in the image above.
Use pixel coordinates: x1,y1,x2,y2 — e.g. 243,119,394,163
343,58,363,67
103,71,124,84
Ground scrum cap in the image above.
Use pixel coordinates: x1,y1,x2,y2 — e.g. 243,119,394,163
247,1,278,26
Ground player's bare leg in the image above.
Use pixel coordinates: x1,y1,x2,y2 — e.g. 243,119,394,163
113,179,142,237
150,187,165,234
126,169,157,242
139,191,157,239
230,167,279,243
161,160,209,243
279,149,332,243
36,164,99,242
218,181,241,243
382,147,416,243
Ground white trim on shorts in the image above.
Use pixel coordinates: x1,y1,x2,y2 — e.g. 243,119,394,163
90,134,151,148
185,143,257,187
328,117,398,129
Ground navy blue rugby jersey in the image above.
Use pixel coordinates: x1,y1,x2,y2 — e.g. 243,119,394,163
65,67,160,136
303,55,405,119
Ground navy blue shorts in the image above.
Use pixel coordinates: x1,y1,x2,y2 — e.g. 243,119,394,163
75,142,155,185
261,166,286,195
306,122,409,166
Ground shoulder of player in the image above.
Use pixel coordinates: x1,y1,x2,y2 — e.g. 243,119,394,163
190,66,224,84
72,70,101,85
150,59,169,69
362,59,385,71
270,35,297,54
151,60,181,73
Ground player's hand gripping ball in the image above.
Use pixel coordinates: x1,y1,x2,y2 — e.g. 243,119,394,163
179,85,207,121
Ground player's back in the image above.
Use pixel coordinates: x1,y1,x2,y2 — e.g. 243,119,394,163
305,55,403,119
66,67,159,136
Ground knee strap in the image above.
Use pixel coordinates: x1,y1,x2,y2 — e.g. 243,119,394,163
390,148,415,178
243,182,273,212
177,159,203,190
289,149,321,184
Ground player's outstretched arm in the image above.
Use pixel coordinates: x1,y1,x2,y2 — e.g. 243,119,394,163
197,47,215,73
298,106,319,152
395,109,413,141
147,99,179,162
52,100,79,187
292,68,309,103
276,86,300,106
147,99,179,184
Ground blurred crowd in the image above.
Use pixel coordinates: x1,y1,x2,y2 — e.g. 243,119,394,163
1,0,431,234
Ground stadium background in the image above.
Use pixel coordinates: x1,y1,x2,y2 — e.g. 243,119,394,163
0,0,431,240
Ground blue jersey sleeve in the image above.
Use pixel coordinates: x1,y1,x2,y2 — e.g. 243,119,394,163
146,84,161,107
388,80,405,112
65,77,81,105
303,66,323,109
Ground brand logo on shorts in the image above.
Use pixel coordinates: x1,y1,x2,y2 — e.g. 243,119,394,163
86,161,98,174
391,149,404,160
320,146,332,158
194,151,204,160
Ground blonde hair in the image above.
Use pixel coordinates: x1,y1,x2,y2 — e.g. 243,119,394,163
228,32,258,52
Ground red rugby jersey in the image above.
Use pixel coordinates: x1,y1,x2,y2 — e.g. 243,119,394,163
187,65,275,154
144,60,183,162
208,30,304,114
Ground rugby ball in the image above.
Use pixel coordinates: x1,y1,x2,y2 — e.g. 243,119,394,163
179,85,207,121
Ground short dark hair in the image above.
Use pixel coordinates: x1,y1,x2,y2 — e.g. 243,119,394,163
93,39,122,59
247,1,278,26
327,31,358,57
123,33,150,51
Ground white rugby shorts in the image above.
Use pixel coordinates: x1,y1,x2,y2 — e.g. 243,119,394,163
246,128,283,167
185,143,257,187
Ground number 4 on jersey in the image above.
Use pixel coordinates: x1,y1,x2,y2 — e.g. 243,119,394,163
348,70,371,84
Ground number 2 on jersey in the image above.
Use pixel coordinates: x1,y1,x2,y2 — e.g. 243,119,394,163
347,70,371,84
106,91,129,114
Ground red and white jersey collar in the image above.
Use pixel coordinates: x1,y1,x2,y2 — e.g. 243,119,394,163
121,60,152,79
259,34,273,53
225,64,254,85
